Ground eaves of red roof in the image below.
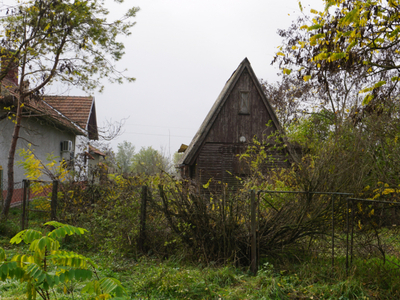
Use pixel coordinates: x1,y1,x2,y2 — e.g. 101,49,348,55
89,145,106,157
25,98,84,135
0,85,95,137
0,78,18,98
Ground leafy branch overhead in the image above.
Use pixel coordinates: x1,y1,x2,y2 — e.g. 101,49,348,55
0,0,139,93
275,0,400,105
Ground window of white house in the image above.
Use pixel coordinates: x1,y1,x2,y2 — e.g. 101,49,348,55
239,91,250,115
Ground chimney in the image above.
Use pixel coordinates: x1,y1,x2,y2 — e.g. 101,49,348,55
1,50,18,85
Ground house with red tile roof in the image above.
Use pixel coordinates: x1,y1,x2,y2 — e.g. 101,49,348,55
0,68,99,205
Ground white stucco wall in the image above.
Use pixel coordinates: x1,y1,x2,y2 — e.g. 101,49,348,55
0,109,76,184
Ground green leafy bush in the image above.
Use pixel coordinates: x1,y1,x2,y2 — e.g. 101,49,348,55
0,221,126,300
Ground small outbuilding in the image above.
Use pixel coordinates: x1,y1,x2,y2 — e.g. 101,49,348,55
178,58,291,189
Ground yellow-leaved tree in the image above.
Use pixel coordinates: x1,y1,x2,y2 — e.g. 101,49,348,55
17,145,70,211
283,0,400,105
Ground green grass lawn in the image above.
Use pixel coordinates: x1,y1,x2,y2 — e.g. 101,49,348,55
1,245,398,300
1,207,400,299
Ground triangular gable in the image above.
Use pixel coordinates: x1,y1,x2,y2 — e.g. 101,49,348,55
180,58,283,166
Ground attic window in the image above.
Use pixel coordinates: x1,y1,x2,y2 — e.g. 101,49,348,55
239,91,250,115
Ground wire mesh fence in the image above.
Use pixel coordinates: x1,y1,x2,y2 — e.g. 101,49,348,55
0,180,24,208
4,176,400,276
0,179,57,230
250,190,400,275
20,180,57,230
345,197,400,272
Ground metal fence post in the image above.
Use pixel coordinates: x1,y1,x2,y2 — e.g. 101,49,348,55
350,199,354,266
346,198,349,275
0,165,3,210
250,189,257,275
22,180,28,230
51,180,59,221
331,195,335,268
138,185,148,253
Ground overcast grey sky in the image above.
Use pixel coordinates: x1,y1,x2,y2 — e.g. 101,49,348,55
88,0,324,156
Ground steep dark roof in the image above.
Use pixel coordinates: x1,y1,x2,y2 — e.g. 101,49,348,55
179,58,282,165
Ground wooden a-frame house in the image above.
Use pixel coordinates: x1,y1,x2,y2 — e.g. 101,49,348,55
178,58,291,189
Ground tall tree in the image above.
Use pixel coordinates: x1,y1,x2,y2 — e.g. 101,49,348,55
260,76,306,126
272,13,400,129
115,140,135,174
285,0,400,106
0,0,139,219
131,146,170,176
272,2,400,194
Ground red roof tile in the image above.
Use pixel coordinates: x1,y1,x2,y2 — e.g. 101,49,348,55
1,87,97,138
24,97,84,135
89,145,105,157
43,96,94,130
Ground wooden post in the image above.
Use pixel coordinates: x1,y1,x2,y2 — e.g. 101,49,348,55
331,196,335,268
21,179,28,230
346,198,349,275
51,180,59,221
350,200,355,267
138,185,148,253
250,189,257,275
0,165,3,209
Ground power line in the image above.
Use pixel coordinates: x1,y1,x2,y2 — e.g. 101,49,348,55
124,132,192,138
125,123,197,130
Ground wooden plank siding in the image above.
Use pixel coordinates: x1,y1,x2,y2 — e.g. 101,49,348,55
204,69,276,145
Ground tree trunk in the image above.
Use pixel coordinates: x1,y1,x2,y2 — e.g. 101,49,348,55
1,100,23,219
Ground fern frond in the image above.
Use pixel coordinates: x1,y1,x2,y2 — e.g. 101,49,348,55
48,250,95,268
46,222,87,239
10,229,42,244
0,262,24,281
29,237,60,257
99,277,126,297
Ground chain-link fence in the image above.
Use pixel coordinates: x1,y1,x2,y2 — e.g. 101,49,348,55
20,180,58,230
0,180,24,209
0,179,58,230
7,176,397,276
345,197,400,272
248,190,400,275
57,181,165,257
